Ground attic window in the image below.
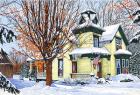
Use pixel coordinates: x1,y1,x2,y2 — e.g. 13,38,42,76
116,37,122,50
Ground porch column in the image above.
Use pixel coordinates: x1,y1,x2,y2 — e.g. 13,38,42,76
90,59,94,74
90,59,97,76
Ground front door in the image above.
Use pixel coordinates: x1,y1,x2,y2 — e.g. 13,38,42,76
97,62,102,78
72,61,77,73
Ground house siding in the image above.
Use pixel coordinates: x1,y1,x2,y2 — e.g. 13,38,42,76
78,32,101,48
77,57,91,73
78,32,93,48
102,31,128,76
101,58,109,77
52,51,72,80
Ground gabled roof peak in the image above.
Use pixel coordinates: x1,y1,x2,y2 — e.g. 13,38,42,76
102,23,121,36
100,23,128,45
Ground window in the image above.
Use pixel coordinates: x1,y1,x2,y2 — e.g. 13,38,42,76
44,64,46,72
58,59,64,77
122,59,125,68
126,59,129,68
116,37,122,50
93,35,99,47
72,62,77,73
116,59,121,74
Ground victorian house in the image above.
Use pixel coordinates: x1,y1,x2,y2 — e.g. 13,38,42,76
28,10,132,80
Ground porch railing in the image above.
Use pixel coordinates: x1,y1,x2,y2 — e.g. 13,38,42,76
37,72,46,79
70,73,91,78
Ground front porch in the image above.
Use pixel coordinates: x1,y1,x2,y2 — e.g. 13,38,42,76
69,47,111,78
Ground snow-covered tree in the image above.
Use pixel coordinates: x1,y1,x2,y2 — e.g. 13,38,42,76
130,8,140,43
20,63,30,78
6,0,80,86
118,0,140,75
0,0,16,44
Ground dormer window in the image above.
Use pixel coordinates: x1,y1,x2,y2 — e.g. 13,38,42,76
116,37,122,50
93,35,99,47
79,16,86,24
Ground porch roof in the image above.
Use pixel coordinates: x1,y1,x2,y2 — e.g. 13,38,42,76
69,47,110,55
115,49,132,55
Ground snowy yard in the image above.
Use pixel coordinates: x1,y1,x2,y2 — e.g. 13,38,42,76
1,74,140,95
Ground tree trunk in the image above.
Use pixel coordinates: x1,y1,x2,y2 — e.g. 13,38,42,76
46,60,52,86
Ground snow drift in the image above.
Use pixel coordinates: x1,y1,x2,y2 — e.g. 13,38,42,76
110,74,140,82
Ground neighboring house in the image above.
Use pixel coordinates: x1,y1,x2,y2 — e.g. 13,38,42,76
0,48,13,78
29,10,132,80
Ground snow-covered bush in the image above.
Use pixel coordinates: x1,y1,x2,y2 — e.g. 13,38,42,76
54,77,108,86
110,74,140,82
120,79,133,82
97,78,107,84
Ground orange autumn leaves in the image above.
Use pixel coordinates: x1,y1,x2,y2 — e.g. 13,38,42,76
17,33,42,59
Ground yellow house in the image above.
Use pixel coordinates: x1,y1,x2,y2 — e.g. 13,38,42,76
69,11,131,78
28,10,132,80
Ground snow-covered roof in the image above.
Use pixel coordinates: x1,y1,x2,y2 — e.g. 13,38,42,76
69,47,110,55
74,20,105,32
73,10,105,34
115,49,132,55
100,24,121,42
26,57,35,62
129,31,140,43
129,34,140,43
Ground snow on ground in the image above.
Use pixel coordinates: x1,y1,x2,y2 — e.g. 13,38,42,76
10,79,35,89
110,74,140,82
1,74,140,95
20,81,140,95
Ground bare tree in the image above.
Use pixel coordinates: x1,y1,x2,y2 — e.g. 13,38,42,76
6,0,79,85
86,0,135,27
0,0,16,44
9,50,26,64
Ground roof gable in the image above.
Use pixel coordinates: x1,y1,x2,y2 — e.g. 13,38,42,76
100,24,129,45
117,26,129,45
0,49,12,64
